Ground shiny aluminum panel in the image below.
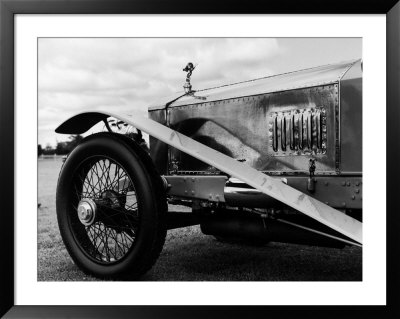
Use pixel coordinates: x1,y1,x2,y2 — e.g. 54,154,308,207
224,176,362,209
148,109,169,174
339,60,362,173
165,175,227,202
148,60,358,110
167,85,338,175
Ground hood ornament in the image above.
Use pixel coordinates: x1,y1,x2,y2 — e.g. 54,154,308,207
182,62,206,100
183,62,196,93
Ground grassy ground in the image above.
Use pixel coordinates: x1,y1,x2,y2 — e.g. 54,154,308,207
38,158,362,281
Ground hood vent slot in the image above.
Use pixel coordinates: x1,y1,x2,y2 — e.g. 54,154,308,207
269,108,326,156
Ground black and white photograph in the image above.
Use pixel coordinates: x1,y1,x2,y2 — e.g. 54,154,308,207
1,0,398,315
37,37,363,282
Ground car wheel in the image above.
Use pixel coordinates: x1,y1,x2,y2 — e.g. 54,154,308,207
56,133,166,279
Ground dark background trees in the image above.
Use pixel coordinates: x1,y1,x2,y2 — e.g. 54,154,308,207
39,132,149,156
38,144,43,156
39,134,83,156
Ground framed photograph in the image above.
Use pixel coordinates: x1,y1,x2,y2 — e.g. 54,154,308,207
1,0,399,318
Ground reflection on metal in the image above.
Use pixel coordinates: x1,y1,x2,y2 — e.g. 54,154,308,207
281,116,286,151
165,175,227,202
164,174,362,209
289,114,295,150
335,83,341,173
298,113,304,149
55,111,362,244
160,84,338,174
269,108,327,156
77,198,97,226
272,116,278,151
316,111,321,148
224,186,281,208
307,112,312,149
226,175,362,209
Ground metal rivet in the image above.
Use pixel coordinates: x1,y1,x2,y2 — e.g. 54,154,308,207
342,182,346,186
191,190,195,195
346,182,351,186
355,182,360,186
351,196,355,200
342,202,346,207
355,189,360,193
324,181,329,186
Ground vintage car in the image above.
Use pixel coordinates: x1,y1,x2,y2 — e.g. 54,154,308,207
55,59,362,279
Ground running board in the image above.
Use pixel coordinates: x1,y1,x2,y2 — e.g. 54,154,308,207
56,111,362,244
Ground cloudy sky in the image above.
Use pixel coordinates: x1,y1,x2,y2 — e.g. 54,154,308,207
38,38,361,147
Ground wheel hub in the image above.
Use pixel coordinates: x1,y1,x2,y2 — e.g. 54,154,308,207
77,198,97,226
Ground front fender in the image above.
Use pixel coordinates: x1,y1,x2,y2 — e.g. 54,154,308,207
55,111,112,134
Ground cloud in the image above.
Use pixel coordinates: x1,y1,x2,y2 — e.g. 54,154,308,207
38,38,362,149
38,38,281,146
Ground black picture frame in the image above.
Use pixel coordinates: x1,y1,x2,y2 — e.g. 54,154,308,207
1,0,399,318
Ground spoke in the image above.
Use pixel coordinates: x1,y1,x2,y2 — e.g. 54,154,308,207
125,201,138,210
95,223,106,257
109,229,125,257
86,165,96,196
110,164,119,190
81,165,91,196
119,233,130,251
77,168,87,195
124,231,134,244
105,160,113,188
92,163,103,195
108,229,120,257
101,160,111,191
92,224,103,253
121,232,133,249
99,225,109,261
71,157,139,263
105,228,117,260
96,160,105,191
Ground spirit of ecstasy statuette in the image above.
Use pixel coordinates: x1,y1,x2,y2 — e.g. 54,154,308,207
182,62,206,100
183,62,195,93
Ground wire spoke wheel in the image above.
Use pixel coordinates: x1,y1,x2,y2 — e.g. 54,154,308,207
56,133,167,279
70,157,138,264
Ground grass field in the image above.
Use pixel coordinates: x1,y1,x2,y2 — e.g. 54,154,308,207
38,158,362,281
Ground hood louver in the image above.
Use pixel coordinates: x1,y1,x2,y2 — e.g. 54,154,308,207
269,107,327,156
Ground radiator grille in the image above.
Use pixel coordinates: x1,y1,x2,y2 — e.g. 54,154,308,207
269,108,327,155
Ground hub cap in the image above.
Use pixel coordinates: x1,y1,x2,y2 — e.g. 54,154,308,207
77,198,97,226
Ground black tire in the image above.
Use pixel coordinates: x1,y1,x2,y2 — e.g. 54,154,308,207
56,133,167,279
